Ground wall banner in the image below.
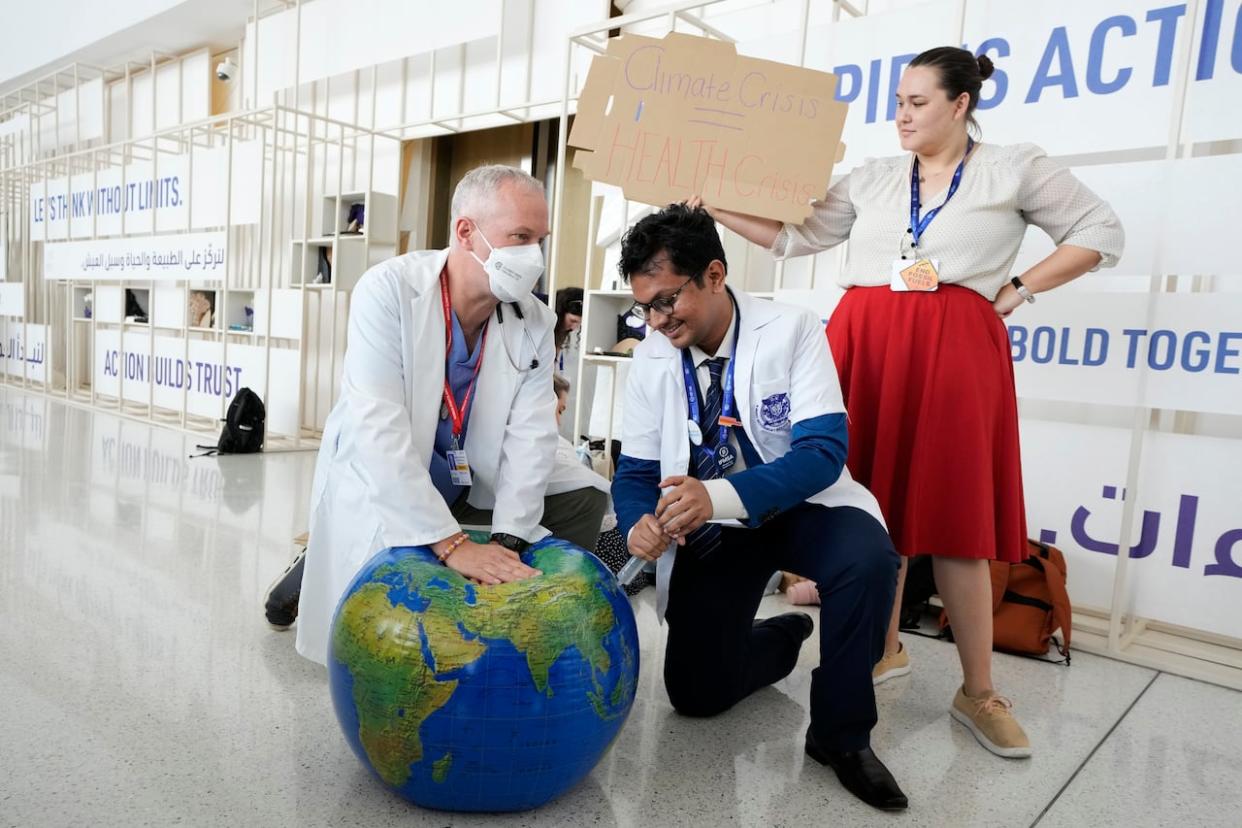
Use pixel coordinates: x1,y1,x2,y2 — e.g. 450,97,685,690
0,320,49,383
1008,291,1242,416
44,232,227,282
92,330,300,437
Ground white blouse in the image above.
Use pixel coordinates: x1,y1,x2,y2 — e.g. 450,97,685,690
770,142,1125,301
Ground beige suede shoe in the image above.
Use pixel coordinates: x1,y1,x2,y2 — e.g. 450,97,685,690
871,643,911,685
951,686,1032,758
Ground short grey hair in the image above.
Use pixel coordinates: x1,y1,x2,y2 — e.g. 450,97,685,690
450,165,545,238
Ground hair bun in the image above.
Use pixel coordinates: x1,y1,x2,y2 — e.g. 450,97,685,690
976,54,995,81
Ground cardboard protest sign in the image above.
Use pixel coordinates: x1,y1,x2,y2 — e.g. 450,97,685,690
568,32,848,225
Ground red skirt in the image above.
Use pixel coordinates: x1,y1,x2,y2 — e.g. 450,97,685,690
827,285,1026,563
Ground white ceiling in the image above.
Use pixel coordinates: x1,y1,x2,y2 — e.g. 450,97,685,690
1,0,274,97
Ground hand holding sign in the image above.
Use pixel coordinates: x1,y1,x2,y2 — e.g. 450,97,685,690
569,33,849,225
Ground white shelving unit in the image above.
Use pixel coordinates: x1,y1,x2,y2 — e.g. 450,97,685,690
123,287,150,324
72,287,93,321
252,289,304,340
572,288,638,457
93,285,124,324
320,191,397,241
291,190,398,292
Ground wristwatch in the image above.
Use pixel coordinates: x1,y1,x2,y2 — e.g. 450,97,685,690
490,532,530,553
1011,276,1036,303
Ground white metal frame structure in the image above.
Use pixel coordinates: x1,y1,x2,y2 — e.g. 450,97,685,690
0,104,400,446
243,0,610,140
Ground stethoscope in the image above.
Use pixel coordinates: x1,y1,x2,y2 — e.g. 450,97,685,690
495,302,540,372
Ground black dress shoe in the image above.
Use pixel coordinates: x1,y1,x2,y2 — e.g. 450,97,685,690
264,549,305,630
756,611,815,643
805,729,908,811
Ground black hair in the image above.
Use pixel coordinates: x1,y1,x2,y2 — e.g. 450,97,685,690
553,287,584,351
617,203,727,285
909,47,995,136
555,286,583,316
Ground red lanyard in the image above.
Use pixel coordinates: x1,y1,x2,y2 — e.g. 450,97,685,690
440,272,488,440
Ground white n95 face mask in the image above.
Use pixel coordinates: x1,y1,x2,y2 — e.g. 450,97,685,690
469,223,545,303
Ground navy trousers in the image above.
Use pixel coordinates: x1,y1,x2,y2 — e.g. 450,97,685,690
662,503,898,752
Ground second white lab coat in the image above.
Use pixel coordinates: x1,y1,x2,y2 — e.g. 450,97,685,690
621,289,885,618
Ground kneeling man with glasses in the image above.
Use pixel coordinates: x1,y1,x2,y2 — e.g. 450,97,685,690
611,204,908,812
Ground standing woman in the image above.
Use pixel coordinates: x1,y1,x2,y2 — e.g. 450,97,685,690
693,47,1123,758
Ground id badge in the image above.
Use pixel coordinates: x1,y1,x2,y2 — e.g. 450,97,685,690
890,258,940,292
447,449,473,486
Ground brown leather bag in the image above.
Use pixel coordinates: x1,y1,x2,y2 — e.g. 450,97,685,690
987,540,1073,662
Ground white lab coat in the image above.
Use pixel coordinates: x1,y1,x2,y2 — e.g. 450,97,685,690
548,436,616,531
546,437,609,497
620,289,885,619
296,249,557,665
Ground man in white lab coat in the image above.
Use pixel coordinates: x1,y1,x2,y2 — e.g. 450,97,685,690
288,165,607,666
611,204,906,811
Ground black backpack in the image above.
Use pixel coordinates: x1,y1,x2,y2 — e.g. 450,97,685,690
195,387,265,455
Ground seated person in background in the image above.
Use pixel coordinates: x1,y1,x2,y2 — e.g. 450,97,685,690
274,165,607,661
550,373,651,597
610,204,906,811
553,287,583,370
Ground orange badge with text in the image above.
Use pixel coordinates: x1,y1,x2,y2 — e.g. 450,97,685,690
899,259,940,291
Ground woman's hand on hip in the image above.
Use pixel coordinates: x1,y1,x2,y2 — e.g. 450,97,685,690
993,283,1025,319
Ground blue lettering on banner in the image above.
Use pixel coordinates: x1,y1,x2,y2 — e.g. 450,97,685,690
830,2,1242,124
1026,26,1080,102
32,175,184,224
1197,0,1226,80
1147,5,1188,86
1218,332,1242,374
1009,325,1242,374
1009,325,1111,367
1086,15,1138,95
833,63,863,103
103,348,244,397
1039,485,1242,580
865,58,882,125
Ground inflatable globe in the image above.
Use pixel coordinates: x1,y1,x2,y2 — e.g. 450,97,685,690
328,537,640,812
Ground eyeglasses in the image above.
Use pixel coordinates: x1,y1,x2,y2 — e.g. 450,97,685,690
629,276,695,320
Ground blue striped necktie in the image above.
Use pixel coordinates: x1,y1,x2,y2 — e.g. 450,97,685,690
686,356,726,559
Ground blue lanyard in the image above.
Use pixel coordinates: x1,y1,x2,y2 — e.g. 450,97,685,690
909,137,974,249
680,303,740,451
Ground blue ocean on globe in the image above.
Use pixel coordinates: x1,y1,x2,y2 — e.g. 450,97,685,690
328,537,640,812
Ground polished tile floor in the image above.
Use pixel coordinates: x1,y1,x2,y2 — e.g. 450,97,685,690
2,386,1240,828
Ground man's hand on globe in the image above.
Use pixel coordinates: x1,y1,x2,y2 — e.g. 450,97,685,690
445,541,541,585
627,514,673,561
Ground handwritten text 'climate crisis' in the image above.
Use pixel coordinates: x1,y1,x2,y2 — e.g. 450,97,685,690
622,44,826,120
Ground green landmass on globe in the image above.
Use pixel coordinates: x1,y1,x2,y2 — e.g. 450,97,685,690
431,752,452,784
332,543,637,789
